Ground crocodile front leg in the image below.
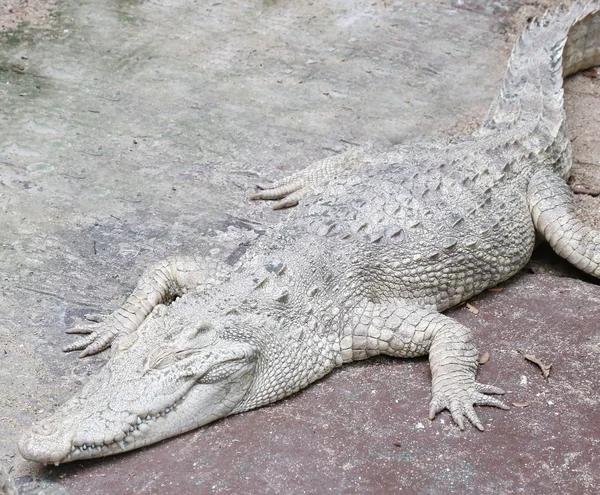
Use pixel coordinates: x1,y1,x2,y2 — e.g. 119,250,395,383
343,302,508,430
421,312,508,430
528,167,600,278
64,256,223,357
250,147,375,209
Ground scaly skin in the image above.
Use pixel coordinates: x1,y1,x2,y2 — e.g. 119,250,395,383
20,1,600,465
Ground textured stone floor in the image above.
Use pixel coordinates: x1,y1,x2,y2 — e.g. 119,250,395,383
0,1,599,493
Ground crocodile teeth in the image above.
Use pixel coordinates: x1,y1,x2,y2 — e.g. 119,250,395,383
119,441,126,450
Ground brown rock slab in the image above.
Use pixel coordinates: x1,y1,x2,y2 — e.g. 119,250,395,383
16,273,599,494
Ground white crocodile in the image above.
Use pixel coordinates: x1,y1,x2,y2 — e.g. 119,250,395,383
18,0,600,465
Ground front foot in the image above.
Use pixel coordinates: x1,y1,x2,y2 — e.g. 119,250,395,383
250,147,374,209
63,314,124,358
250,178,307,210
429,377,508,431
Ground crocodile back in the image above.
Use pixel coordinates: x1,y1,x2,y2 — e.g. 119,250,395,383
277,139,536,310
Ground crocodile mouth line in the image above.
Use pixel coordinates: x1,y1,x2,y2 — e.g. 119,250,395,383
53,395,187,465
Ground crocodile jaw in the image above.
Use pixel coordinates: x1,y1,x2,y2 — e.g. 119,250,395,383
19,341,257,464
19,379,249,464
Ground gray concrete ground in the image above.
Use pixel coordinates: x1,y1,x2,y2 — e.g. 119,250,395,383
0,0,599,493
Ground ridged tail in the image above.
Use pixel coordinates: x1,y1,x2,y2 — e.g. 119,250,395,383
482,0,600,146
515,1,600,279
562,1,600,75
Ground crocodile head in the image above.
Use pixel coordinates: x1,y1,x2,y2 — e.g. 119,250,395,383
19,303,258,464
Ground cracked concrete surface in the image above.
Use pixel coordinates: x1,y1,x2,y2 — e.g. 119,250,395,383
0,0,599,493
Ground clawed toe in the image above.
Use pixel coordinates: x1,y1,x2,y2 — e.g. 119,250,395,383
464,405,484,431
429,380,509,431
65,325,97,335
473,393,510,410
250,181,303,201
273,191,304,210
475,382,505,395
62,333,99,355
64,319,119,357
83,313,106,323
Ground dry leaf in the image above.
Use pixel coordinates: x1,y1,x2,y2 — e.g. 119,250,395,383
479,351,490,365
488,287,504,293
571,184,600,197
465,303,479,315
512,401,530,408
524,354,552,379
582,67,600,78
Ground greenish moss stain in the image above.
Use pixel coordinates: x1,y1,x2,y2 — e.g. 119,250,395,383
0,61,50,104
116,0,145,5
110,0,146,25
0,1,75,46
0,3,83,109
0,32,22,47
117,12,140,25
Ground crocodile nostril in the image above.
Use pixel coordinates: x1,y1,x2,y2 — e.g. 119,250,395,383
31,423,53,436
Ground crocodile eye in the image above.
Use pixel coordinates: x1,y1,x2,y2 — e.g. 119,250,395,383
146,348,180,370
147,348,200,371
189,321,212,339
152,353,180,370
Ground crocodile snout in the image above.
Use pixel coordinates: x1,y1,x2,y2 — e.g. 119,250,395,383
19,425,73,465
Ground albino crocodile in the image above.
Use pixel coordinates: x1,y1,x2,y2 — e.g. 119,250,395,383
19,1,600,464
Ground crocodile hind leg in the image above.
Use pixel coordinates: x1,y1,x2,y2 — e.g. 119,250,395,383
250,147,375,209
346,303,508,430
528,167,600,278
64,256,222,357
